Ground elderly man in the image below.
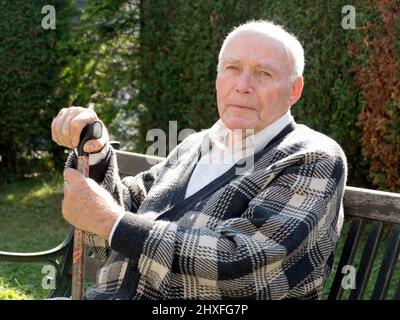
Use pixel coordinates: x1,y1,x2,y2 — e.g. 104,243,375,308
51,20,347,300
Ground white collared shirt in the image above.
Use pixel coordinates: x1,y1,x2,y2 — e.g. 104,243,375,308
184,110,293,198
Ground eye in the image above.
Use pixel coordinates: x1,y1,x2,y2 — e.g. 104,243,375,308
225,65,239,71
259,70,271,77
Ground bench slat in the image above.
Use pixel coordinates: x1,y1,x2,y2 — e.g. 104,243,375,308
371,224,400,299
328,217,363,300
349,220,384,300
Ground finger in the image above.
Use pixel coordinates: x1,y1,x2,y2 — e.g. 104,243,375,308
59,109,83,148
63,168,86,185
70,111,98,148
59,115,72,148
52,108,67,145
83,126,109,153
56,108,75,147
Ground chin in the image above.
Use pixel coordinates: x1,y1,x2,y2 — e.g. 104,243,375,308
220,107,260,131
222,117,256,131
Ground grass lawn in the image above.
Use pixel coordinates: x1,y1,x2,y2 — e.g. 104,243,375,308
0,172,69,300
0,172,399,300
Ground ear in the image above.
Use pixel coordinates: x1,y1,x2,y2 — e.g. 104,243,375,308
287,76,304,107
215,71,221,91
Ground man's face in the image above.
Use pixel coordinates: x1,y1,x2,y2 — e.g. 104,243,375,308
216,32,301,133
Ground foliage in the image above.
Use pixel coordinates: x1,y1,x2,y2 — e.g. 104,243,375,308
62,0,140,151
350,0,400,192
0,0,76,181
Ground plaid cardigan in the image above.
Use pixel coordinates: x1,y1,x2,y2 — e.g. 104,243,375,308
65,121,347,300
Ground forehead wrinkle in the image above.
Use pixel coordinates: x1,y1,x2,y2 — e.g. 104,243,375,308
221,57,240,63
221,55,280,73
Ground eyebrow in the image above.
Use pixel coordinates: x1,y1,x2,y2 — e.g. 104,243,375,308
221,57,278,73
257,63,278,72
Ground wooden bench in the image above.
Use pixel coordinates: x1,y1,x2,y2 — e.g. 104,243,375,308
1,149,400,299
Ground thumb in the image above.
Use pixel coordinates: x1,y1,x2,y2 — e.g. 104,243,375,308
63,168,85,184
83,125,109,153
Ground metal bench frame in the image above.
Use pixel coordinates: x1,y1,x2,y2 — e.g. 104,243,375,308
1,150,400,299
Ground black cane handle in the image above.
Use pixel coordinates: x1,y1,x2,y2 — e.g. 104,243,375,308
76,121,103,156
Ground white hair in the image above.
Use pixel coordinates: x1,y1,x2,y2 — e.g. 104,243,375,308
217,20,305,81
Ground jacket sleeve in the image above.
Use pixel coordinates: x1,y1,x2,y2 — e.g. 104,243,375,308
64,146,165,260
110,151,347,299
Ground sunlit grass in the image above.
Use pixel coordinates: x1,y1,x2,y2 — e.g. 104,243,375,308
0,173,69,299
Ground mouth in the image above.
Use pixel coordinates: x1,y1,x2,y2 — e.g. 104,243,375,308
229,104,256,110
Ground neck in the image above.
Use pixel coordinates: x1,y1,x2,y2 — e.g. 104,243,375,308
225,128,255,149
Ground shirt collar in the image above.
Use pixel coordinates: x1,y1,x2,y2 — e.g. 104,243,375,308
207,110,293,154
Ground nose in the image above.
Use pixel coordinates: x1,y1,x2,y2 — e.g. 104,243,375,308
235,73,253,94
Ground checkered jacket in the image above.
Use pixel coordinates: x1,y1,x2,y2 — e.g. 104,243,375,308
65,121,347,300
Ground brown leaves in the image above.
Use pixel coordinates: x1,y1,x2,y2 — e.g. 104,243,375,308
352,0,400,192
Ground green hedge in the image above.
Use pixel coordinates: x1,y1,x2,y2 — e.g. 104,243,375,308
0,0,75,181
60,0,140,151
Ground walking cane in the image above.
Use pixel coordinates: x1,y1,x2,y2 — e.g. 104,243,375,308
71,120,103,300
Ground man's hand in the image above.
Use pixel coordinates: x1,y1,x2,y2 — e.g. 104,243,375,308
62,168,124,240
51,106,109,153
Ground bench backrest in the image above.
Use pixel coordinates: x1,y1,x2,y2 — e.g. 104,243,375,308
113,150,400,300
